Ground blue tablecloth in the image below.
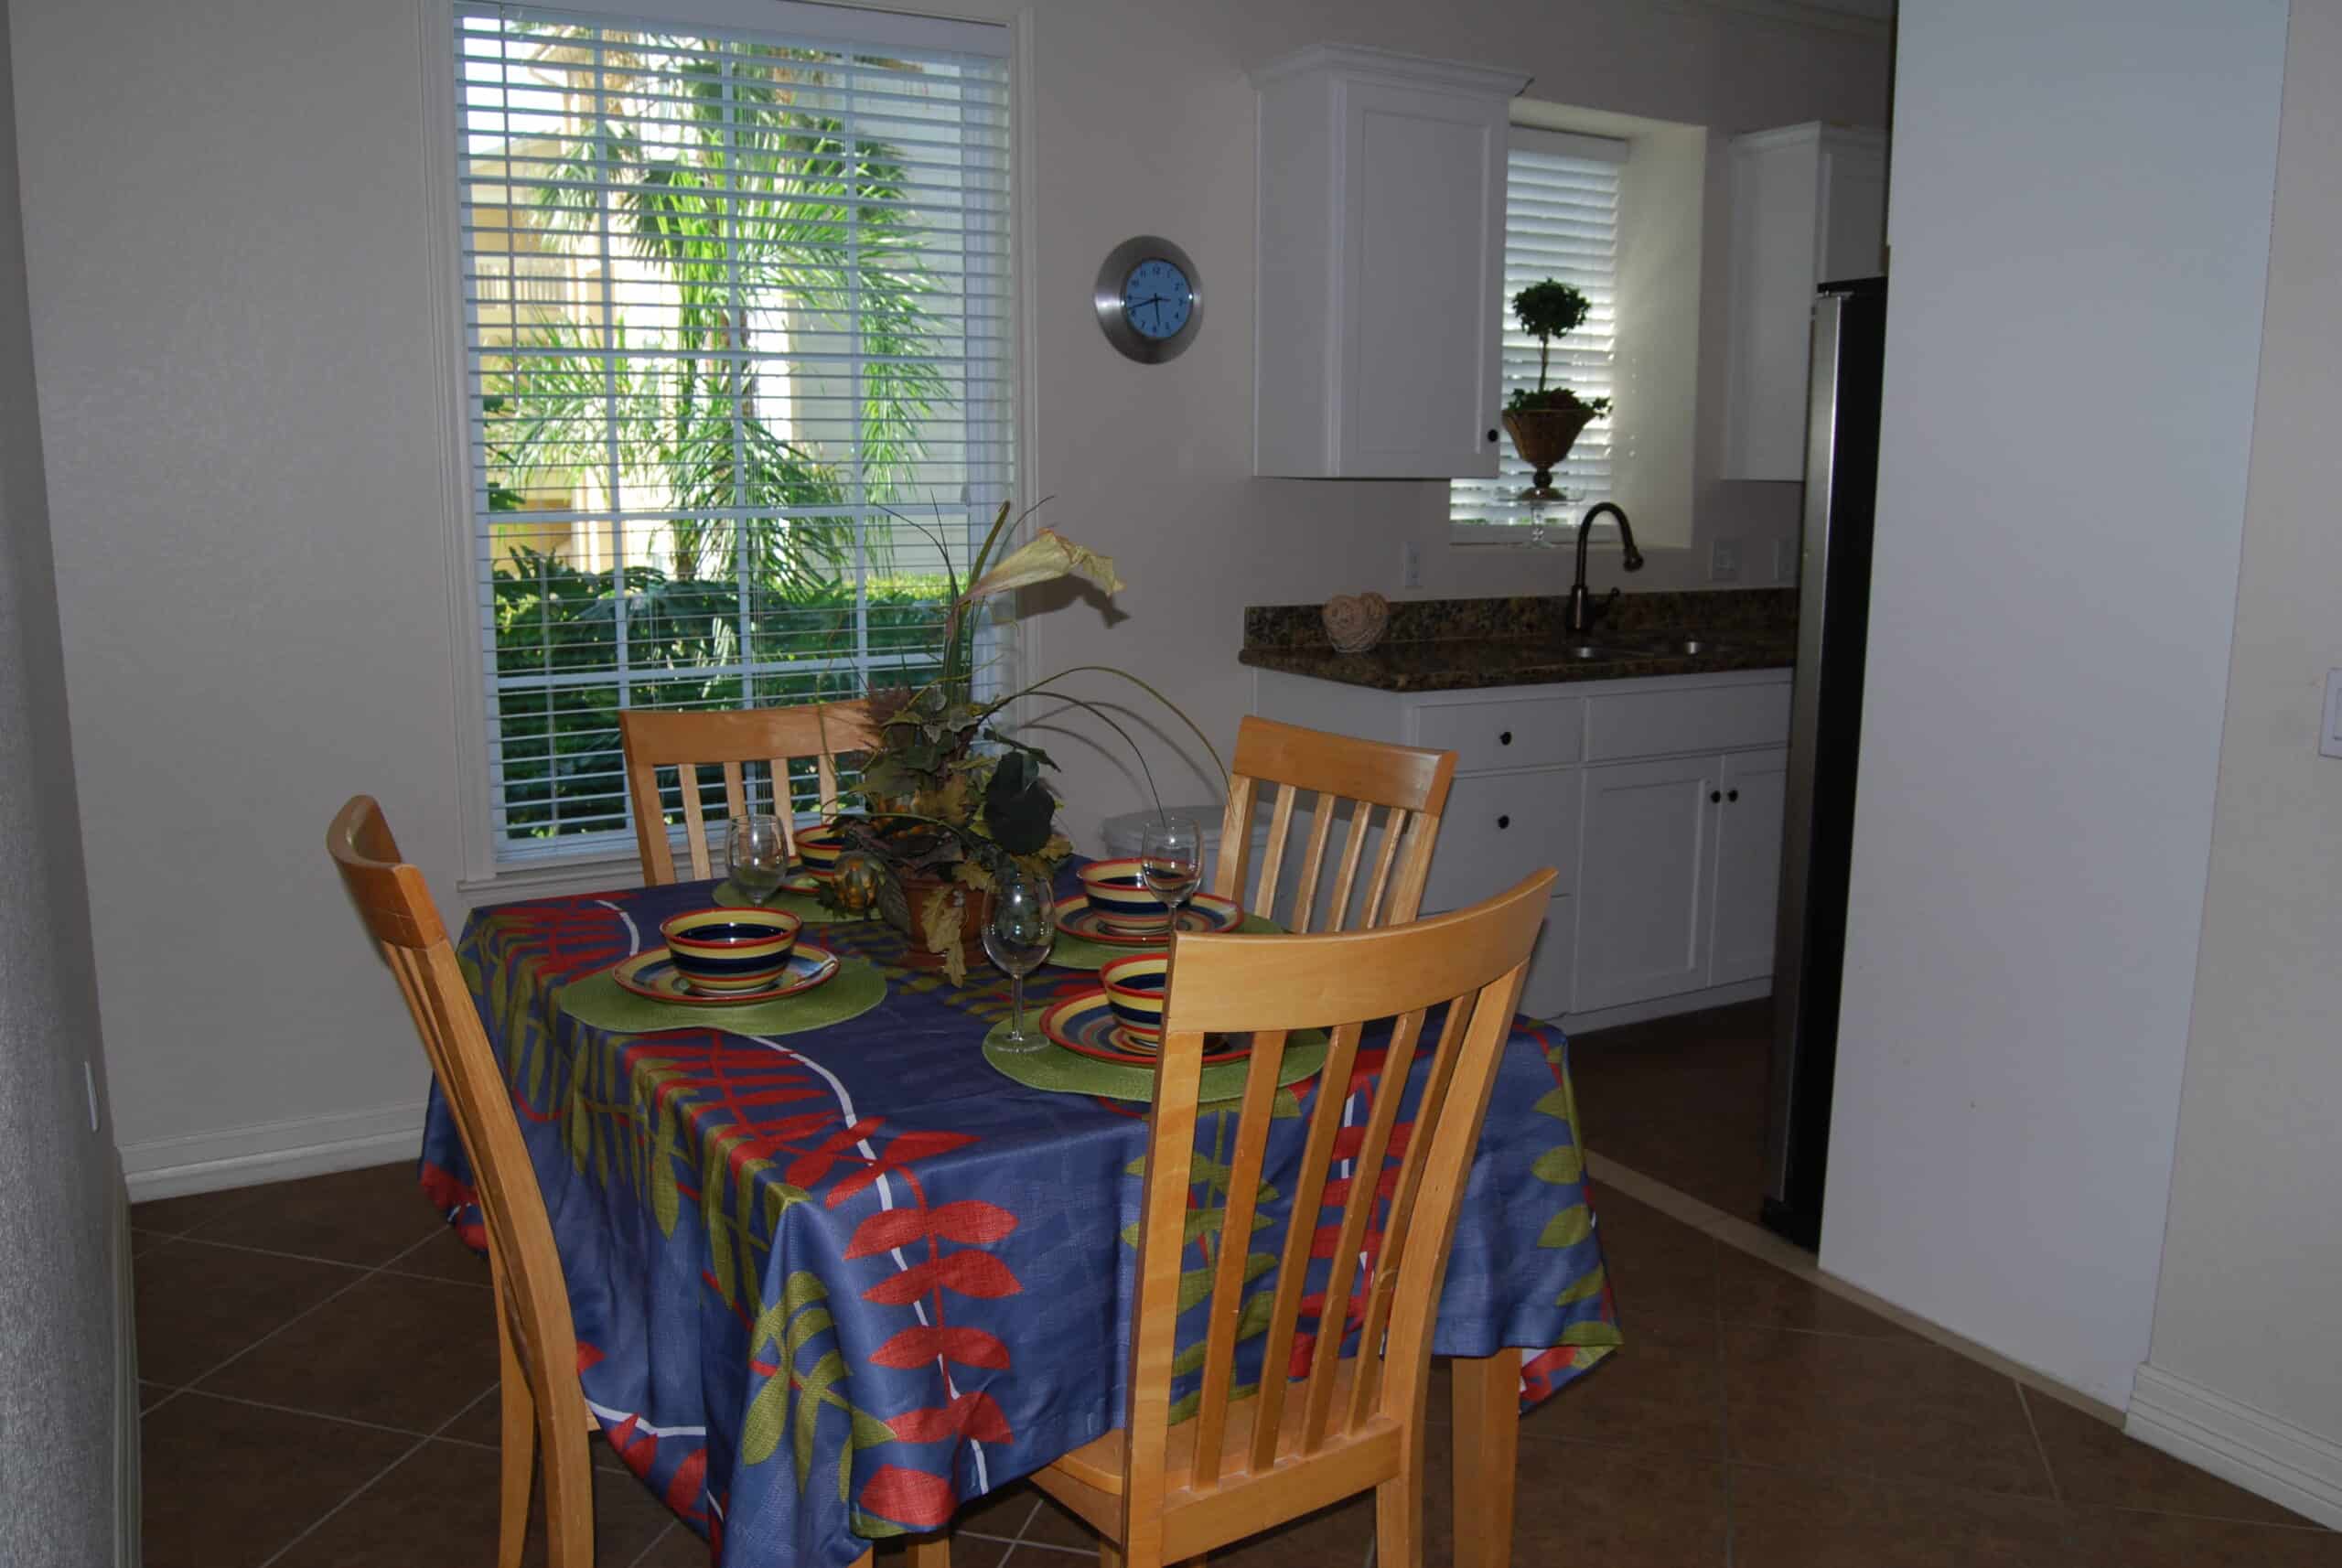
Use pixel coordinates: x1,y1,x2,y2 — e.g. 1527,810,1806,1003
421,874,1619,1568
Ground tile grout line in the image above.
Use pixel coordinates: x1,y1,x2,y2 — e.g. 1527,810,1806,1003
143,1230,454,1274
147,1385,466,1444
249,1380,500,1568
627,1520,681,1567
177,1226,476,1393
2014,1382,2065,1504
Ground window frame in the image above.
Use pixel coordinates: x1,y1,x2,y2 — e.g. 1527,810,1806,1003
1451,124,1627,548
419,0,1037,896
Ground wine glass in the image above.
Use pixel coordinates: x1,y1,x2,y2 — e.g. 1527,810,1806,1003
726,813,790,908
983,862,1058,1051
1139,814,1203,928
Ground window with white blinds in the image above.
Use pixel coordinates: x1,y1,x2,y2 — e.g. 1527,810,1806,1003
456,1,1012,858
1451,128,1623,530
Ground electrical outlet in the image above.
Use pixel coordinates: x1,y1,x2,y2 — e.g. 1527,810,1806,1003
1774,539,1799,584
1401,541,1423,591
1710,539,1742,582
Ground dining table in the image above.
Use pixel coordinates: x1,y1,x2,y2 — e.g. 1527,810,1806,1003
419,864,1621,1568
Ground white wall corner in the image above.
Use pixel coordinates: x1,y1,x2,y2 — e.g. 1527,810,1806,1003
2128,1363,2342,1530
122,1101,429,1202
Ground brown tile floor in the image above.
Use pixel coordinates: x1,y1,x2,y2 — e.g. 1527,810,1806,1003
1565,998,1775,1223
135,1161,2338,1566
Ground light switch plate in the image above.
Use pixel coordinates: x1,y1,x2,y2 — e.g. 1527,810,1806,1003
1710,539,1742,582
1401,541,1422,591
1774,539,1799,584
2321,668,2342,759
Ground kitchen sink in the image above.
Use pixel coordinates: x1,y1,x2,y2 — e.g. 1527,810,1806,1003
1629,632,1738,657
1554,642,1639,660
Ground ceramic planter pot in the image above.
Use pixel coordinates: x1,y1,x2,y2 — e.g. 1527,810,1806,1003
1501,405,1597,490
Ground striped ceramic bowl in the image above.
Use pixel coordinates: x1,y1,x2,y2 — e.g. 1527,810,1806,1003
1100,952,1170,1047
659,908,801,994
1077,858,1175,934
793,822,847,880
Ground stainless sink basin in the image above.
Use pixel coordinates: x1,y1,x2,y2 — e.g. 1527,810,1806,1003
1630,632,1738,657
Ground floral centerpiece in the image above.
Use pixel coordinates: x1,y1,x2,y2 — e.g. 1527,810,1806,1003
827,501,1219,983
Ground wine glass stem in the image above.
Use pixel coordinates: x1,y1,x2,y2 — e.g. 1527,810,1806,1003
1011,972,1026,1037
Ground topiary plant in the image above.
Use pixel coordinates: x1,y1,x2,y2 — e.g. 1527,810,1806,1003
1505,279,1612,417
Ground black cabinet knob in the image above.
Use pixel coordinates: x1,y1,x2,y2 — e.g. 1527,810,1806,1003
1499,730,1513,746
1709,790,1723,804
1496,814,1510,830
1727,789,1740,802
1486,427,1499,443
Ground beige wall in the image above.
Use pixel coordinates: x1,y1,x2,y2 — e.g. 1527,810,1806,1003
7,0,1885,1181
2140,0,2342,1498
1818,0,2286,1409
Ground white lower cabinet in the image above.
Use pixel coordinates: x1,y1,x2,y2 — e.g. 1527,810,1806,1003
1252,666,1791,1025
1709,748,1789,986
1573,756,1719,1012
1571,746,1789,1011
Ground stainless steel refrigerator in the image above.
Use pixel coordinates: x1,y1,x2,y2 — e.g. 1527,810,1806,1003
1762,276,1885,1249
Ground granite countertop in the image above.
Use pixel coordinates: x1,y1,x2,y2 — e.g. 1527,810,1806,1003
1240,589,1797,694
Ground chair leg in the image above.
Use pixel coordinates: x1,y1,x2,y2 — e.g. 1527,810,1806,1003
494,1313,537,1568
905,1530,952,1567
538,1395,596,1568
1373,1439,1423,1568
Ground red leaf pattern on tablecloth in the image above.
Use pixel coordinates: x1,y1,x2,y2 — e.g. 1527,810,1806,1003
866,1325,1012,1370
858,1464,958,1530
886,1390,1012,1444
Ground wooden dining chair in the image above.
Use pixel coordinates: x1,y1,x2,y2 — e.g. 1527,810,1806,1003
327,796,596,1568
1212,715,1458,934
619,700,884,884
1021,868,1555,1568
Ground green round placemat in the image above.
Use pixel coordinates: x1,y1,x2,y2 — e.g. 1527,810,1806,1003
982,1021,1327,1103
710,880,861,926
1047,911,1280,971
557,954,886,1036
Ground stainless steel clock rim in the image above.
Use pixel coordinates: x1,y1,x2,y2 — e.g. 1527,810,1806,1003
1093,234,1203,364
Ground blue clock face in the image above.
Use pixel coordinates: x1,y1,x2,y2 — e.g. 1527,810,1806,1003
1121,257,1194,341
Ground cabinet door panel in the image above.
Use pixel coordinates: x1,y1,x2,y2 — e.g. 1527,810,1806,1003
1709,747,1789,986
1573,757,1716,1012
1516,894,1576,1020
1340,81,1505,476
1423,769,1580,914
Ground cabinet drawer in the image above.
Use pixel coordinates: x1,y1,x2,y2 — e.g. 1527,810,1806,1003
1584,682,1790,762
1412,695,1582,772
1423,769,1580,913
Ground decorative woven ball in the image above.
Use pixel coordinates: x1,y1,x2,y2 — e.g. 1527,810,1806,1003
1321,591,1391,653
833,851,887,916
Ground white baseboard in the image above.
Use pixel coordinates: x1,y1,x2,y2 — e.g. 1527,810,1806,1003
2128,1363,2342,1529
1556,977,1772,1034
122,1101,429,1202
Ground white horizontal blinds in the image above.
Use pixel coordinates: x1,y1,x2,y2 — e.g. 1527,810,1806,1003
457,1,1012,857
1452,128,1623,527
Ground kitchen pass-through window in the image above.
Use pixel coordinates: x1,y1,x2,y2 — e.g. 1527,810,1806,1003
1450,126,1623,532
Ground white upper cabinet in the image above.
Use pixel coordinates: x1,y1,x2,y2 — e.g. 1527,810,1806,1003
1253,46,1527,478
1721,123,1887,482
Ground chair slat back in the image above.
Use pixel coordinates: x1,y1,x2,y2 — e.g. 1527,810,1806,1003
1212,717,1457,934
326,797,590,1447
620,702,883,884
1115,871,1554,1549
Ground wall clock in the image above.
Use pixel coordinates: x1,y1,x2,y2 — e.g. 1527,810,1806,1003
1093,236,1203,363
